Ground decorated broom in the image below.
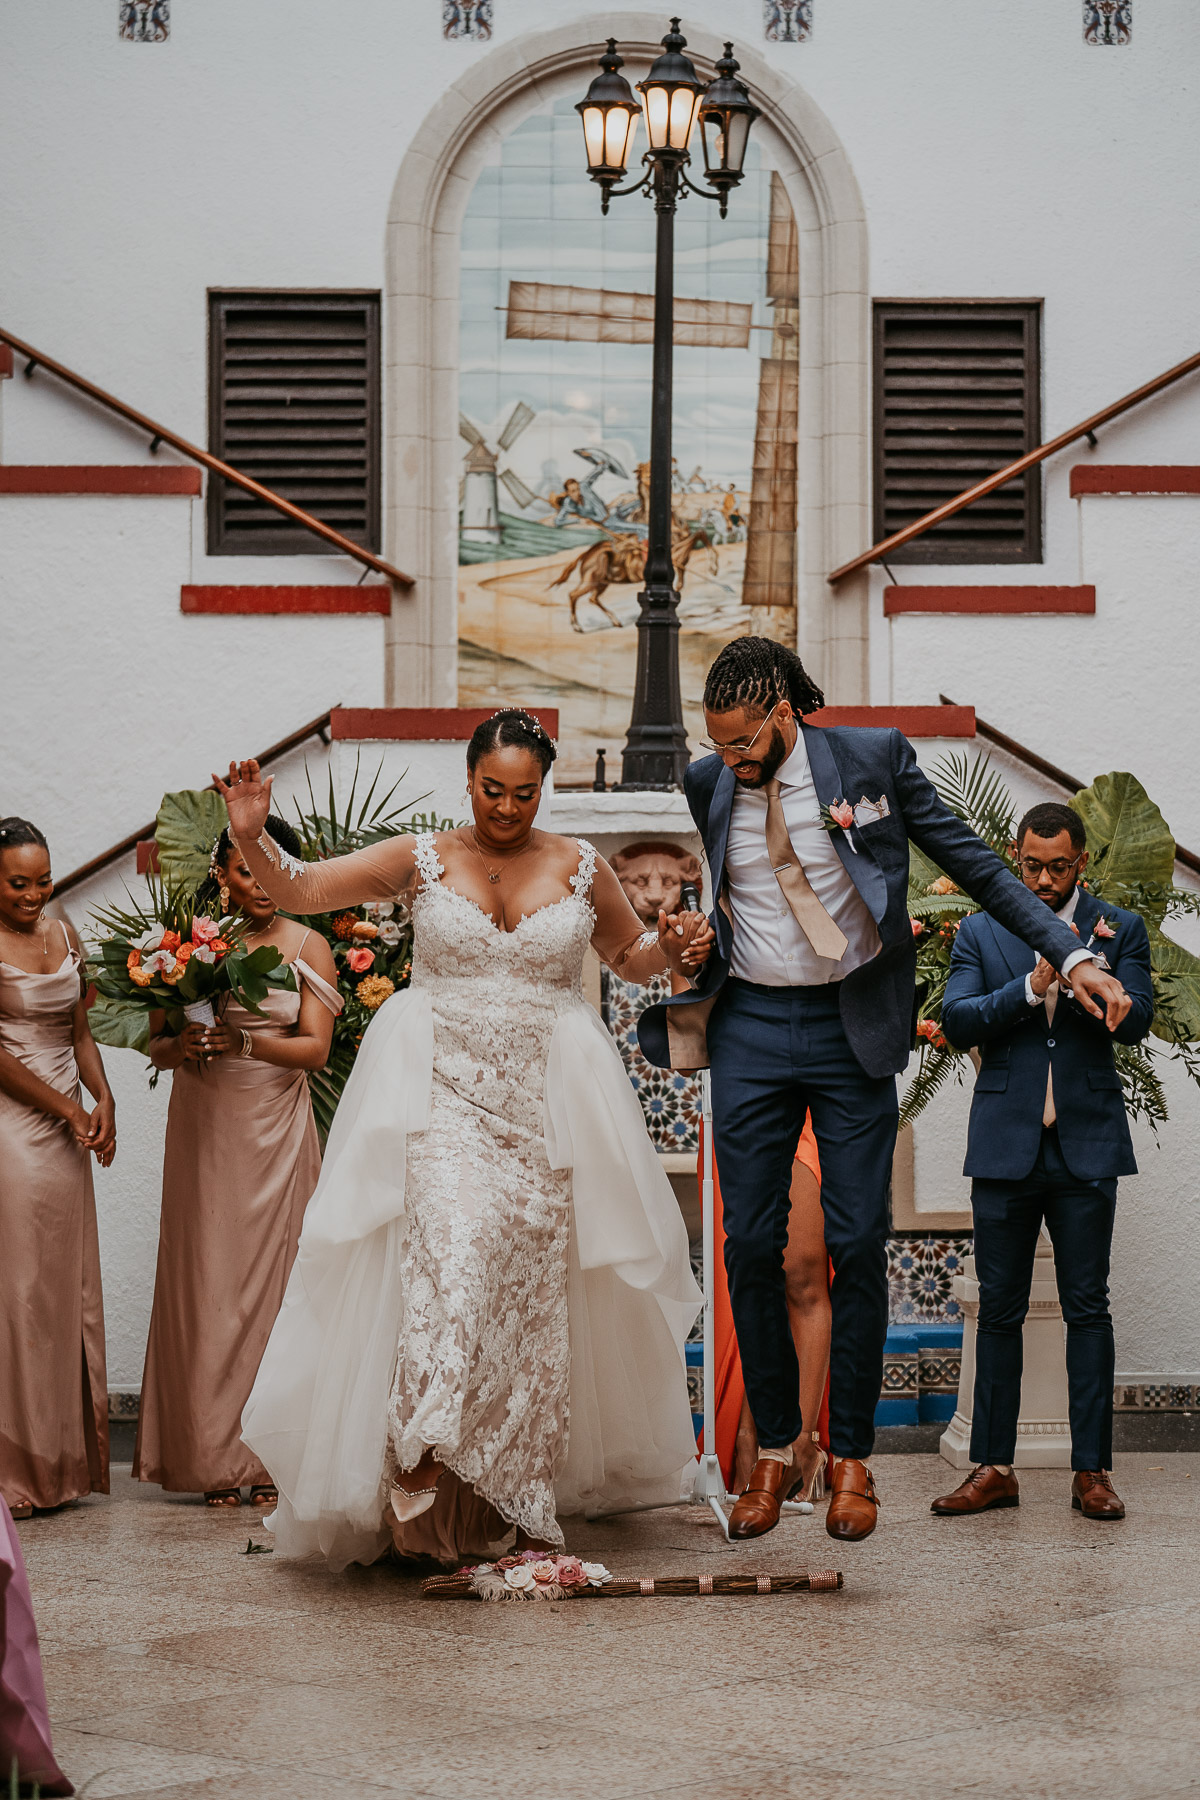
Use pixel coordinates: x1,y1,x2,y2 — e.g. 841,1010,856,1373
421,1552,843,1602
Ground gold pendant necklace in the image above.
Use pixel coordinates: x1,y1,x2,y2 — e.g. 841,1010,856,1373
0,912,49,960
464,826,535,884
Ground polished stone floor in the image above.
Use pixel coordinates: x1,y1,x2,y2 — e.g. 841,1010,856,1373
20,1455,1200,1800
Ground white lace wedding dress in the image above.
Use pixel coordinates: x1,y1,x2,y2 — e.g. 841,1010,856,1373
242,834,701,1569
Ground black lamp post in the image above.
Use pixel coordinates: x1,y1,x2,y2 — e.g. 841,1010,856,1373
577,22,759,789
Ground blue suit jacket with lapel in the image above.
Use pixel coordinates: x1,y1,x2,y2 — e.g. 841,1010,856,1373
638,723,1096,1081
942,891,1153,1182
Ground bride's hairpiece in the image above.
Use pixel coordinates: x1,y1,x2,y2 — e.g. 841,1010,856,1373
489,707,558,751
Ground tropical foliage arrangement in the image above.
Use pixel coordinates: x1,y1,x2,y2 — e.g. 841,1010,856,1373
903,756,1200,1130
88,760,457,1140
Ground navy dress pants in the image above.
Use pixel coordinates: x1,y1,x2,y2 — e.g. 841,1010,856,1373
707,978,898,1459
969,1125,1117,1472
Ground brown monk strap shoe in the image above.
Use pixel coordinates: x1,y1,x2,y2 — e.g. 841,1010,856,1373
1072,1470,1126,1520
728,1454,803,1539
825,1458,879,1541
931,1464,1020,1515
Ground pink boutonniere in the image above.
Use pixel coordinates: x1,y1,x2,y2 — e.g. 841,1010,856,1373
819,800,858,853
1093,918,1118,939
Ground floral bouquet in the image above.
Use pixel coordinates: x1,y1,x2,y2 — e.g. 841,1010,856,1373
903,756,1200,1130
89,881,294,1034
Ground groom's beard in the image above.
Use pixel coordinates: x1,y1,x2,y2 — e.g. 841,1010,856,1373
734,725,790,788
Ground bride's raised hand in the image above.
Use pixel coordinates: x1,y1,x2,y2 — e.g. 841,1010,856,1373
657,908,715,975
211,758,274,843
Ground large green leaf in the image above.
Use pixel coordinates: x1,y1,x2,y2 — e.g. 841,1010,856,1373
1150,932,1200,1041
1073,772,1175,906
88,995,152,1054
155,789,229,891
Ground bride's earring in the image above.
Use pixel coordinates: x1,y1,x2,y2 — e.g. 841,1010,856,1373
219,883,230,910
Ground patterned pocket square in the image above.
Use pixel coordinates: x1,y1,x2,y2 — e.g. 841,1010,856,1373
852,794,891,828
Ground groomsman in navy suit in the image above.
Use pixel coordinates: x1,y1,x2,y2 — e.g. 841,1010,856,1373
932,802,1153,1522
639,640,1132,1541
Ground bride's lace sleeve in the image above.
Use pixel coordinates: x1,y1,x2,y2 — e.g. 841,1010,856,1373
229,830,416,914
588,855,672,983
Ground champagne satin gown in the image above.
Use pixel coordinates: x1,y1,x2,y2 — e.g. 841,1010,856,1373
133,941,341,1494
0,929,109,1511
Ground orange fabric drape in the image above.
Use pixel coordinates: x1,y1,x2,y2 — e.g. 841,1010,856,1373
698,1115,830,1490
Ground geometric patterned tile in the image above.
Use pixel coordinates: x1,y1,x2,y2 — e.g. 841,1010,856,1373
603,971,702,1154
1083,2,1132,46
887,1236,971,1323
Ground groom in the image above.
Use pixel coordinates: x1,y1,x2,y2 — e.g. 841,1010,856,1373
639,639,1131,1541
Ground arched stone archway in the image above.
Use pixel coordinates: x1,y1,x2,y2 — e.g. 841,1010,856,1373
383,14,870,708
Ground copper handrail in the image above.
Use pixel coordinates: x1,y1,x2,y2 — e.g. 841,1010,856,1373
830,347,1200,584
0,325,414,588
52,707,337,898
939,695,1200,879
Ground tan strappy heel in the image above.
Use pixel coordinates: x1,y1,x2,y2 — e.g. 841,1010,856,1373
799,1431,828,1501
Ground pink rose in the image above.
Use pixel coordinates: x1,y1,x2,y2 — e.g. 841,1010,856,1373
530,1559,558,1584
555,1557,587,1588
1094,919,1116,939
910,918,924,937
346,947,375,973
192,916,220,944
495,1555,521,1570
830,801,854,830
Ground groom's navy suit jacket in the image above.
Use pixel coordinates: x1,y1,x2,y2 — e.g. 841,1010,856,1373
638,723,1093,1081
942,893,1153,1182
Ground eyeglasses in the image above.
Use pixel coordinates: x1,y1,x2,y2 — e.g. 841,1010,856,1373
700,705,778,758
1018,854,1083,879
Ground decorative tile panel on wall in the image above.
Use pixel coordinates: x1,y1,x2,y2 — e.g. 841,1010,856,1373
764,1,812,42
1114,1383,1198,1411
444,0,492,40
604,972,703,1154
1083,2,1131,45
119,1,169,41
887,1236,972,1324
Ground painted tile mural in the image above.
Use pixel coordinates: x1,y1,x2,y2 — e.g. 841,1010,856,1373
1083,2,1131,44
605,972,702,1154
444,0,492,40
119,0,169,41
887,1237,971,1324
764,1,812,42
457,98,798,783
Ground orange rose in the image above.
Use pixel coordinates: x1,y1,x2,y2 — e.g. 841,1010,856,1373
174,942,193,967
128,965,153,988
929,877,959,896
126,949,142,970
160,930,181,951
351,920,379,940
210,938,229,957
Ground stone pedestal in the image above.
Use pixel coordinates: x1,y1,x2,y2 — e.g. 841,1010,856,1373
940,1241,1073,1468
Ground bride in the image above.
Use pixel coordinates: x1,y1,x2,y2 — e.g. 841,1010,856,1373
215,709,710,1569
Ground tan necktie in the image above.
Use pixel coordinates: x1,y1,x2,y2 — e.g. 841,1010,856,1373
763,779,848,962
1042,981,1058,1126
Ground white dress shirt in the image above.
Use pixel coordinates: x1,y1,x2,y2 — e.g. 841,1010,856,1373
724,733,881,986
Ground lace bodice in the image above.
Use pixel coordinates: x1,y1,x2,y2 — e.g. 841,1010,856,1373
409,832,597,1000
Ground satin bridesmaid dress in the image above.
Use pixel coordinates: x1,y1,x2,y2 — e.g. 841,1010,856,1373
133,939,341,1495
0,926,109,1512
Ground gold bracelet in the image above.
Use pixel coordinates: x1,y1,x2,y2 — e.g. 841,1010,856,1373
239,1029,254,1059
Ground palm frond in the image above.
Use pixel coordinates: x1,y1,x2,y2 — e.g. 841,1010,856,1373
908,892,979,920
898,1044,966,1128
927,751,1017,860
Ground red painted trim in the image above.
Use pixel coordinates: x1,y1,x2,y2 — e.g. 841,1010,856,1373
181,585,392,616
0,345,12,379
331,707,561,742
884,585,1095,616
803,706,976,738
1070,465,1200,497
136,840,161,876
0,465,202,495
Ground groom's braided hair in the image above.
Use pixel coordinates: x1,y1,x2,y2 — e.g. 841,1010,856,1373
703,637,824,720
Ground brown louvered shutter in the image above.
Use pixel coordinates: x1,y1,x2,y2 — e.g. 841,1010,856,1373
207,292,380,555
873,302,1041,562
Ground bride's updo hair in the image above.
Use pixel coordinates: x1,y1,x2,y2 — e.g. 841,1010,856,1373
0,817,48,855
467,709,557,779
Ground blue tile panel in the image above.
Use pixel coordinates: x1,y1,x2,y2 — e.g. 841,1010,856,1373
1083,2,1131,45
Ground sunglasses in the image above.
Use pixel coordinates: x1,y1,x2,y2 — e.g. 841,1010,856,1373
700,704,779,758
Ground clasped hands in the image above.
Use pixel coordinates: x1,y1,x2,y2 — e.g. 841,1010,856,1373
657,907,714,976
1031,922,1131,1031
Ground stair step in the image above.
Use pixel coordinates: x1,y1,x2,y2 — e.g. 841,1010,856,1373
884,585,1095,616
0,465,200,494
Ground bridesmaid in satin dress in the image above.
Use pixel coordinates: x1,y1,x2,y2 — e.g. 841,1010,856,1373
133,816,342,1509
0,817,115,1519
